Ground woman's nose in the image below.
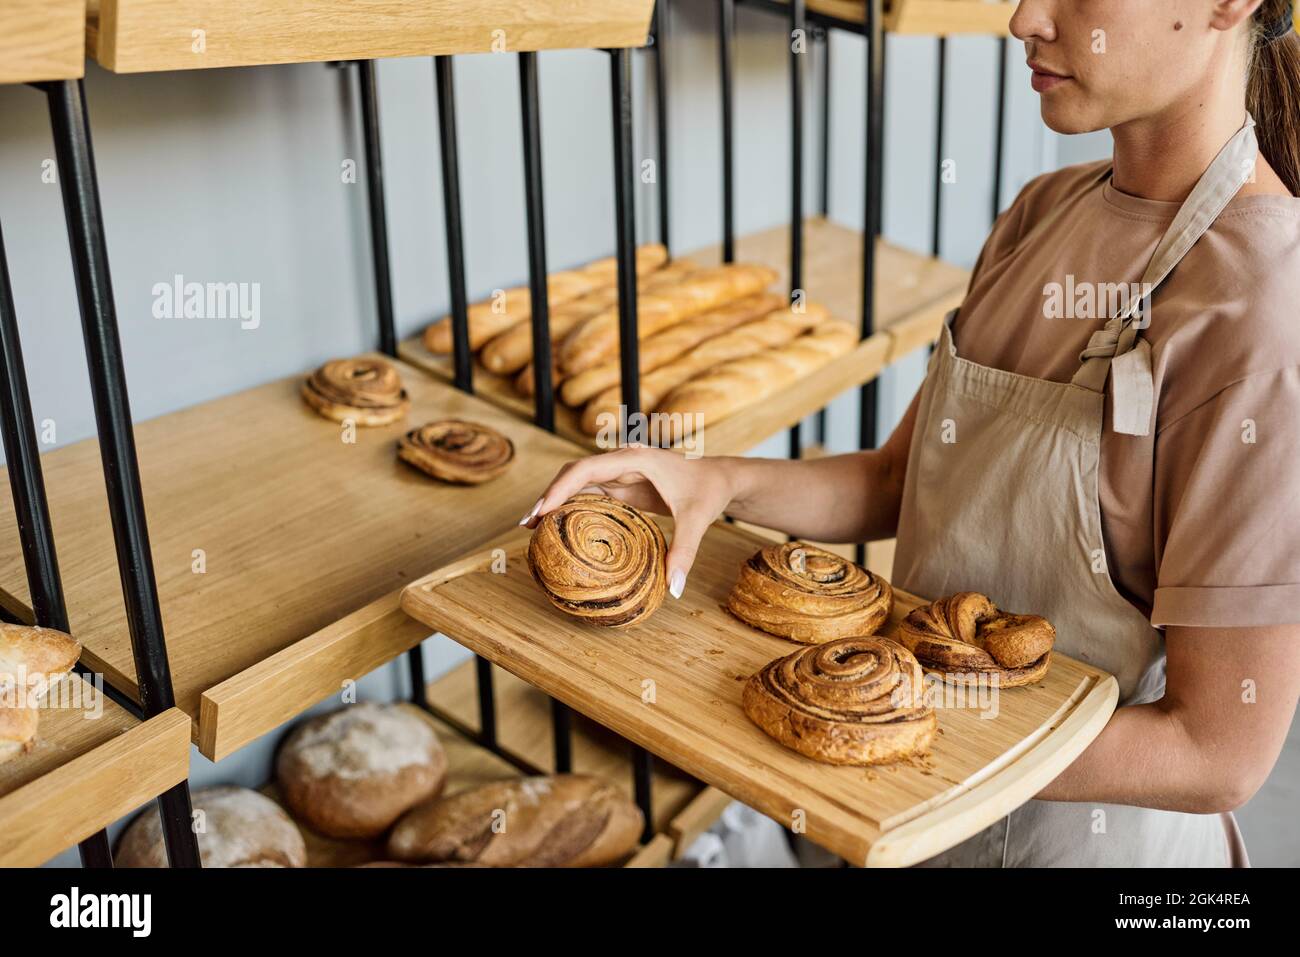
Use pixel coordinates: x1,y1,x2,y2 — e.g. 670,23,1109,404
1010,0,1057,43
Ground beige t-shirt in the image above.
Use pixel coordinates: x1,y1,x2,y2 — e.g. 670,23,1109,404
951,160,1300,629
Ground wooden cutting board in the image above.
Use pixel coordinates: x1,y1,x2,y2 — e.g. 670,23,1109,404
401,521,1118,866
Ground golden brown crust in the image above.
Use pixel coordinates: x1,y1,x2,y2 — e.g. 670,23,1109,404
276,703,449,840
386,774,643,867
0,623,81,697
896,592,1055,688
742,637,937,766
397,420,515,485
301,357,410,427
727,542,893,644
0,704,39,766
527,494,667,628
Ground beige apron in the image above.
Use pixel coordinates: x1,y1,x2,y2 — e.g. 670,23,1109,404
892,117,1259,867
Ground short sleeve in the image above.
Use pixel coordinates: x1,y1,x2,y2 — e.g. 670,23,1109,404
1151,366,1300,628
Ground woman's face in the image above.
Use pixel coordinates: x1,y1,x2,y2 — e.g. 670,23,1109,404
1010,0,1262,133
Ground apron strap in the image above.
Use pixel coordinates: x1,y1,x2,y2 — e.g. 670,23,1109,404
1070,114,1258,435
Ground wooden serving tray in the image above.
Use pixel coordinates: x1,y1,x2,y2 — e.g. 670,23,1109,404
401,521,1118,867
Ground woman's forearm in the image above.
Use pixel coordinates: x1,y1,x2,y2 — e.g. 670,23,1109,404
719,450,905,544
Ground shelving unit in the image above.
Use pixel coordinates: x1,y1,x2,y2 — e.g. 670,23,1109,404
260,704,672,867
402,521,1119,867
0,693,190,867
398,219,969,453
0,361,589,762
84,0,654,72
0,0,84,83
740,0,1014,35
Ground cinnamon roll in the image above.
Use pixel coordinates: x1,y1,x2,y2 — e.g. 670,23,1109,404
896,592,1054,688
526,494,667,627
727,542,893,644
742,637,936,766
398,420,515,485
301,357,410,426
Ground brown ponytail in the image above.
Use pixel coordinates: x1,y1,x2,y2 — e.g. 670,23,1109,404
1247,0,1300,196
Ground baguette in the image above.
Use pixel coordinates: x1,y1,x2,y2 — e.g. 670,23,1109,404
558,291,786,407
485,260,697,378
654,319,858,442
387,774,643,867
580,302,827,434
422,243,668,354
559,263,778,376
0,623,80,767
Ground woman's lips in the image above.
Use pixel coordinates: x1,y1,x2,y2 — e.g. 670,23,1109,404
1028,61,1071,93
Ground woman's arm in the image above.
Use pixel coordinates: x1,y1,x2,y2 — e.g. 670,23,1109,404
1036,623,1300,812
524,391,921,595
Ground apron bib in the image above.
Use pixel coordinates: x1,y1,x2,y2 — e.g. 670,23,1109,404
892,117,1259,868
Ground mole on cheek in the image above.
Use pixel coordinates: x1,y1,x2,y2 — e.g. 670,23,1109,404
1174,21,1183,31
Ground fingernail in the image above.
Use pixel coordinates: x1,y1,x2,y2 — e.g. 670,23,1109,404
669,569,686,599
519,499,542,526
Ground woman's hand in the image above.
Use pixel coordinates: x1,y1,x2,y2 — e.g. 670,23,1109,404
520,447,737,599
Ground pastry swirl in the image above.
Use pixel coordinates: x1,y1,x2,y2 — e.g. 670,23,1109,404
742,637,937,766
897,592,1054,688
526,494,667,628
398,420,515,484
301,357,410,426
727,542,893,644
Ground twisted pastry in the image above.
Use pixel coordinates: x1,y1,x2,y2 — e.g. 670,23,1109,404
301,357,410,426
527,494,667,627
897,592,1054,688
743,637,937,766
727,542,893,644
398,420,515,485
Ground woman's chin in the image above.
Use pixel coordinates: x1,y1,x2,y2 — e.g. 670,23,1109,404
1039,99,1106,137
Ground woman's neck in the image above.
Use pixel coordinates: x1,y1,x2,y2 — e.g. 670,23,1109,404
1109,65,1248,202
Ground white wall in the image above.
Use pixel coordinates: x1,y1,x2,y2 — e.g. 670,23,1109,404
2,6,1291,866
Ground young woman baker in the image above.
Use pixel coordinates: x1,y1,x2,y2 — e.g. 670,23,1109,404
524,0,1300,866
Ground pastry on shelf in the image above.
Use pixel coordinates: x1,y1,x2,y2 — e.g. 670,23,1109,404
559,262,779,376
654,319,857,443
387,774,643,867
275,703,448,839
301,356,410,427
742,636,937,766
422,243,669,354
397,419,515,485
580,302,826,435
0,623,81,765
116,785,307,868
897,592,1054,688
527,493,667,628
727,542,893,644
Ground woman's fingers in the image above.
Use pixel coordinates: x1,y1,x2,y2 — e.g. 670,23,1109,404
664,506,713,599
520,449,653,527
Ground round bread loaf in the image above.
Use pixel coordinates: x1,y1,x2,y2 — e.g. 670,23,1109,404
115,785,306,868
276,702,448,839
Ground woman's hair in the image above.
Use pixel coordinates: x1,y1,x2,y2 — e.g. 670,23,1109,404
1247,0,1300,195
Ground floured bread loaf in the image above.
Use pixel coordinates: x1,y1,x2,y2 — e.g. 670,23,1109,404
116,786,307,868
276,703,448,839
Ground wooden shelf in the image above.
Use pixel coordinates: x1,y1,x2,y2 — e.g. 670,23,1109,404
401,521,1119,867
0,0,84,84
0,691,190,866
399,218,969,454
86,0,655,73
261,705,673,867
0,358,588,762
745,0,1014,36
427,658,707,838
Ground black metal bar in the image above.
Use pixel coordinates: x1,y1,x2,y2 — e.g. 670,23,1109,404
855,2,884,568
718,0,736,262
931,38,946,259
611,48,641,426
436,56,473,394
815,27,831,447
73,661,145,719
474,656,498,749
788,0,806,461
0,217,115,869
518,52,555,434
632,741,655,844
551,698,573,773
991,37,1008,222
45,78,201,869
358,61,397,359
650,1,671,252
